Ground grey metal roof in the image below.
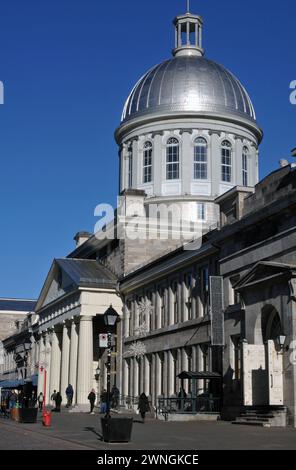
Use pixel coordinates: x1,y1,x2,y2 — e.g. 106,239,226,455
0,299,36,312
121,56,256,124
56,258,117,289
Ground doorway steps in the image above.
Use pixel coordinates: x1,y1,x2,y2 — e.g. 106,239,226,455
232,406,287,427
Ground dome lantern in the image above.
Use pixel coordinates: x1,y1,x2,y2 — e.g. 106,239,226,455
173,6,204,58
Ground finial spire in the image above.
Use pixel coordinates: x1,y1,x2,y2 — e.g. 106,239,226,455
187,0,190,13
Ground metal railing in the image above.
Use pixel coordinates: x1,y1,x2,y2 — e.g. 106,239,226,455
158,396,220,416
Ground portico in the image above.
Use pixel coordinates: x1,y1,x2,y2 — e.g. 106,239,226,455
35,258,122,407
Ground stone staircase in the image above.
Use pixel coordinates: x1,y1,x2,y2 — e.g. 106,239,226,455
232,406,287,427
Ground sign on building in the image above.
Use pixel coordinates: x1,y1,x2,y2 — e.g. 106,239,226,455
209,276,225,346
99,334,108,348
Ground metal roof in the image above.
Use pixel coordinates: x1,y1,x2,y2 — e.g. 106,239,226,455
0,299,36,312
56,258,117,289
121,56,256,124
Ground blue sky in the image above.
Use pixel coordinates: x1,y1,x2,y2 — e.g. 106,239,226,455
0,0,295,299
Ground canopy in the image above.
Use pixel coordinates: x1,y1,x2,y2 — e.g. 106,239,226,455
0,378,25,389
178,371,221,380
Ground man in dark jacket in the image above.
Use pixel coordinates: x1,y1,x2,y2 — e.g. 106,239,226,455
54,392,62,412
88,389,96,414
65,384,74,408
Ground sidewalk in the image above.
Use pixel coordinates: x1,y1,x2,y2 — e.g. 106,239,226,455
1,410,296,450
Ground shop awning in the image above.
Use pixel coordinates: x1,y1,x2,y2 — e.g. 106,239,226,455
0,378,25,389
178,371,222,380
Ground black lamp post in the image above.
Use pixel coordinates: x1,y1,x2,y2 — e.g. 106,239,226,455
103,305,119,419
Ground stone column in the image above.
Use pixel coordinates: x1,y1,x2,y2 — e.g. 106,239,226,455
197,345,204,393
168,284,174,326
77,316,93,406
37,336,45,395
163,351,169,397
122,359,129,397
60,321,70,402
69,318,79,404
151,354,156,406
144,355,150,396
182,278,189,322
45,333,52,405
49,328,62,397
155,353,162,398
133,357,139,398
168,351,175,397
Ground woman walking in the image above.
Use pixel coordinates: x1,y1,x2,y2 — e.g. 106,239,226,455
37,392,44,411
138,393,150,423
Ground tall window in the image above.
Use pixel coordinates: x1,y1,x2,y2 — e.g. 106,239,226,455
127,145,133,188
194,137,208,179
143,141,153,183
197,203,206,221
221,140,232,182
166,137,180,180
242,147,248,186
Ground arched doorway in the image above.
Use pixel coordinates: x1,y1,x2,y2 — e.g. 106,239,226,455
243,305,284,406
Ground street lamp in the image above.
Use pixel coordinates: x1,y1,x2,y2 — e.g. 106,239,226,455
103,305,119,419
276,335,287,351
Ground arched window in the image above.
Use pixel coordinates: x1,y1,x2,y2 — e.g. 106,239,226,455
143,141,153,183
242,146,249,186
194,137,208,179
221,140,232,182
166,137,180,180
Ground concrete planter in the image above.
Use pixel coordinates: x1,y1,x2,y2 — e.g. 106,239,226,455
101,417,133,443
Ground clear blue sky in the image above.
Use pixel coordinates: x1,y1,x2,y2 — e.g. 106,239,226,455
0,0,295,299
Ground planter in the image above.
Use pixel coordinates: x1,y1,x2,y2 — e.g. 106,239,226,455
19,408,38,424
101,417,133,443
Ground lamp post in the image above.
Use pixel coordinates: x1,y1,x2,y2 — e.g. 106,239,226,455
103,305,119,419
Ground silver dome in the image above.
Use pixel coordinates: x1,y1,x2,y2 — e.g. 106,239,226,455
121,56,256,124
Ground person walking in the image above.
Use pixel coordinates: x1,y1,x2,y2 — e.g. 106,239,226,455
100,389,107,414
88,389,96,415
138,393,150,423
37,392,44,411
50,390,57,407
65,384,74,408
178,387,187,411
54,392,62,412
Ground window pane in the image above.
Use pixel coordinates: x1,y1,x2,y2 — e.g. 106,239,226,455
166,138,180,180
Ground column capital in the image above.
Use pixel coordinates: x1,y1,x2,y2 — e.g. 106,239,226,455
79,315,93,322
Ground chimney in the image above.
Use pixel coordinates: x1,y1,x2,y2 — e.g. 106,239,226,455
74,231,91,248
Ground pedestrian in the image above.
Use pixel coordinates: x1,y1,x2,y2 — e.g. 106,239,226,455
138,393,150,423
111,385,120,410
88,389,96,414
37,392,44,411
65,384,74,408
100,389,107,414
178,387,187,410
50,390,57,407
54,392,62,412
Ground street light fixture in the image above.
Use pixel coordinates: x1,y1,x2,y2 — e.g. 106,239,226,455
103,305,119,419
276,335,287,351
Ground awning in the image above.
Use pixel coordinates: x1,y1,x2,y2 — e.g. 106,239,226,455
0,378,25,389
178,371,222,380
